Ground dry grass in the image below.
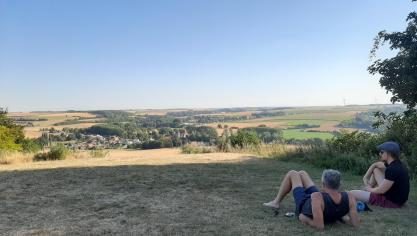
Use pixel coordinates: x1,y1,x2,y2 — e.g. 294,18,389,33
0,150,416,235
0,149,250,172
0,152,33,165
225,144,294,158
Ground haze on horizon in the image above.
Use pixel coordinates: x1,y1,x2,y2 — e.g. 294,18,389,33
0,0,414,112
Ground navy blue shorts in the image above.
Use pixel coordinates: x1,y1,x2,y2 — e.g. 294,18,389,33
293,186,319,215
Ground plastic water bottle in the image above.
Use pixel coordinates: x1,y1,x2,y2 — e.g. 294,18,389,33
356,201,365,212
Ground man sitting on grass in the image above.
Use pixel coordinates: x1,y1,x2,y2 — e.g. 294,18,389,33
350,141,410,208
263,169,360,230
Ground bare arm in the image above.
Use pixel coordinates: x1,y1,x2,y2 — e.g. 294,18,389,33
347,192,360,228
366,179,394,194
311,193,325,230
298,193,325,230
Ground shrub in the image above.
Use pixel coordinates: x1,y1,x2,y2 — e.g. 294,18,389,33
21,139,41,153
280,145,373,175
241,127,283,144
216,135,232,152
181,144,214,154
327,130,373,153
89,149,110,158
0,126,23,151
33,144,69,161
141,140,163,149
230,130,261,148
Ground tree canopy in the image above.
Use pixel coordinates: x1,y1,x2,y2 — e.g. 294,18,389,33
368,1,417,109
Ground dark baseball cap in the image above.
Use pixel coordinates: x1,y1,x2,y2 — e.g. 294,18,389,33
377,141,400,157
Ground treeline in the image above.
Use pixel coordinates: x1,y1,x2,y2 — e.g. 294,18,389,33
10,117,48,122
338,106,407,132
240,127,284,143
251,111,285,118
85,109,289,129
216,126,284,151
166,107,290,117
188,115,248,124
338,111,377,131
90,110,134,122
53,117,101,126
166,110,218,117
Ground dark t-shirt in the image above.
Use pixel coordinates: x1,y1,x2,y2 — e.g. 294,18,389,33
384,160,410,205
300,192,350,224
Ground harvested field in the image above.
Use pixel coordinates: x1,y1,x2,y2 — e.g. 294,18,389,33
8,112,98,138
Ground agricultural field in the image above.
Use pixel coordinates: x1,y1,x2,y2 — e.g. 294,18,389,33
7,105,399,141
0,149,416,235
209,105,390,140
282,129,335,140
8,112,100,138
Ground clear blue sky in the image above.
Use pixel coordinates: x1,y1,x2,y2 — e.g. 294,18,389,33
0,0,415,111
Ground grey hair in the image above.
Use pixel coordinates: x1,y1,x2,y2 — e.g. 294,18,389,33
321,169,341,190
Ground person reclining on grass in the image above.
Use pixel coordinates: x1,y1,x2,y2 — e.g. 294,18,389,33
263,169,360,230
350,141,410,208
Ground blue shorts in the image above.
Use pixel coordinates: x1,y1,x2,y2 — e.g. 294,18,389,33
293,186,319,215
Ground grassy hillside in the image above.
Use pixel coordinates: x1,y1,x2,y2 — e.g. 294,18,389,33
0,150,415,235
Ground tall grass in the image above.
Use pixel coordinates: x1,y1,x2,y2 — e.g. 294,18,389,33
89,149,110,158
33,144,70,161
0,150,33,165
0,147,110,165
181,144,215,154
230,143,291,157
276,144,374,175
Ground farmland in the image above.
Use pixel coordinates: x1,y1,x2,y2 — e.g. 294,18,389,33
8,105,402,142
207,105,389,140
8,112,101,138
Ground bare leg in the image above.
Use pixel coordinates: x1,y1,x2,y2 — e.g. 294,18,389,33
373,168,385,186
363,163,386,186
363,164,375,186
369,174,377,187
349,190,371,203
299,170,315,189
263,170,303,209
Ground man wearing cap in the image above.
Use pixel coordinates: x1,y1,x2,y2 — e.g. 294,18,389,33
350,141,410,208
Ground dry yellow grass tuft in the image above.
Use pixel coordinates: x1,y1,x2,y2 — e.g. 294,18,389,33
0,152,33,165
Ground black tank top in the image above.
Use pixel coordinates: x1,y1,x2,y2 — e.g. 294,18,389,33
300,192,350,224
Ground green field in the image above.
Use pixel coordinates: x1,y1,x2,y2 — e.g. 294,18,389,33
280,119,326,126
212,105,386,137
283,129,334,140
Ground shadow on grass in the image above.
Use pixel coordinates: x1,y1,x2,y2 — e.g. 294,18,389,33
0,158,416,235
